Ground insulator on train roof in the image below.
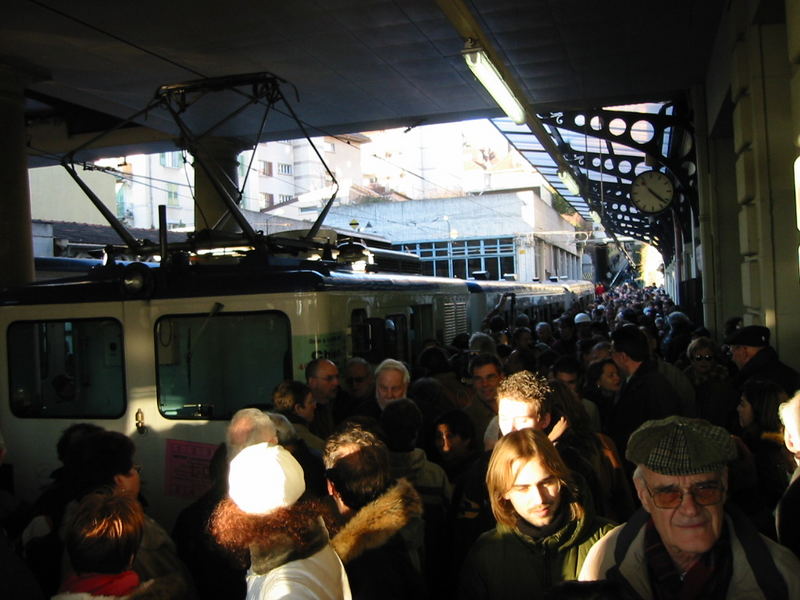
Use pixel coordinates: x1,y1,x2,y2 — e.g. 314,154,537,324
121,262,155,299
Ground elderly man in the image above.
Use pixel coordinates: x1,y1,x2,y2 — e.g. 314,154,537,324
354,358,409,418
579,416,800,599
227,407,278,458
726,325,800,396
459,429,614,600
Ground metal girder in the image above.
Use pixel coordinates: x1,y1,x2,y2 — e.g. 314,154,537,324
534,102,696,263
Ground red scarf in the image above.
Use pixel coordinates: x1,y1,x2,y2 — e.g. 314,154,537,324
61,571,141,597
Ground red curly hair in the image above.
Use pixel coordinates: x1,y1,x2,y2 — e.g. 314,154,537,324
211,497,332,561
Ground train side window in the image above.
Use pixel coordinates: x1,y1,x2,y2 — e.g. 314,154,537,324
385,314,408,362
8,318,126,418
155,310,291,419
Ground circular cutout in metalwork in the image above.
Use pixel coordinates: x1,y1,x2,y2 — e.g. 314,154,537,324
609,118,627,136
631,120,654,143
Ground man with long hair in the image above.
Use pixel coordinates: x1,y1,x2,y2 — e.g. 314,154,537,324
459,429,614,599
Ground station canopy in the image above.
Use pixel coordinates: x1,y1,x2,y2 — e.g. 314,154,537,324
492,100,697,264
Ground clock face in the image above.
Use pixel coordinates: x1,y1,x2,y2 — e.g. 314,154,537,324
630,170,674,214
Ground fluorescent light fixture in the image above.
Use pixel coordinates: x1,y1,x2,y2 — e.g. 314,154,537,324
558,168,581,195
463,42,526,125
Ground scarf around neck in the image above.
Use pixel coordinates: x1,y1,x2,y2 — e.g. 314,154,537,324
644,518,732,600
61,571,140,597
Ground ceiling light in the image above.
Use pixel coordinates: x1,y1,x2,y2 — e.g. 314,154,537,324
463,41,526,125
558,168,581,195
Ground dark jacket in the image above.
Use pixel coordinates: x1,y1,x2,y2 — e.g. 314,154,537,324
609,359,681,462
330,478,426,600
684,362,740,430
459,498,615,600
733,346,800,396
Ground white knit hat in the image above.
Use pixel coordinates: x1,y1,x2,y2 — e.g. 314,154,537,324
228,443,305,514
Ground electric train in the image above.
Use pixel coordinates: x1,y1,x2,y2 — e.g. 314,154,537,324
0,248,592,527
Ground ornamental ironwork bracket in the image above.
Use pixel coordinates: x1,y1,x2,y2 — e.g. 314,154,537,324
538,103,696,264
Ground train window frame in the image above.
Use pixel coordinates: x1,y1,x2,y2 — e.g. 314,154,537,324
154,309,292,420
7,317,127,419
384,313,409,362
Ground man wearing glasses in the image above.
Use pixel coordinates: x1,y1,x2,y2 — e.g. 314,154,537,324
580,416,800,599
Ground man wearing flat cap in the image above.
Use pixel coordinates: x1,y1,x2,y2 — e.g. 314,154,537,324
726,325,800,396
579,416,800,599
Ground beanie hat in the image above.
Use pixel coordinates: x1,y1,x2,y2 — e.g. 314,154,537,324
228,443,305,514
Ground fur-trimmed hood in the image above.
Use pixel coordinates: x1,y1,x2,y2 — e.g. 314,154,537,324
330,478,422,564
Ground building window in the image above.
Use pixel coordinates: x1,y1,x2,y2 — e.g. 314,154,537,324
259,161,273,176
394,236,516,281
278,194,293,204
159,152,182,169
167,183,180,207
260,192,274,208
277,163,293,175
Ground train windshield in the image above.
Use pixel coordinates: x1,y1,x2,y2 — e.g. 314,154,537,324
155,310,291,419
8,319,126,418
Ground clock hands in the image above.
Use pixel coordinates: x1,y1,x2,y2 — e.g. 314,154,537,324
644,184,670,205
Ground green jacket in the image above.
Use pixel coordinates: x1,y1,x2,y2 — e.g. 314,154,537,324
459,508,614,600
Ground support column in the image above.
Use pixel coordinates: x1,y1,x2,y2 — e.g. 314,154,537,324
191,137,246,234
731,16,800,364
0,66,34,286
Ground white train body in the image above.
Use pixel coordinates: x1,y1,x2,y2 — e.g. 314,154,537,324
0,262,592,527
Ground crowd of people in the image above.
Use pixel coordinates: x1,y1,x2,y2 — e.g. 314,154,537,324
3,283,800,599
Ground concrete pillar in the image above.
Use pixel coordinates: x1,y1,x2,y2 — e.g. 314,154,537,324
730,17,800,364
0,66,34,286
192,137,246,233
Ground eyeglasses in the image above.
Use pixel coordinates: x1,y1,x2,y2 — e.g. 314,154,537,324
642,480,725,509
132,464,142,474
692,354,714,362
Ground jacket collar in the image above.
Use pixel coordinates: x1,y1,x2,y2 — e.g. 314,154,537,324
330,478,422,564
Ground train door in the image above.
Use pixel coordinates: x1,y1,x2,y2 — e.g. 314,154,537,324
349,308,410,365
